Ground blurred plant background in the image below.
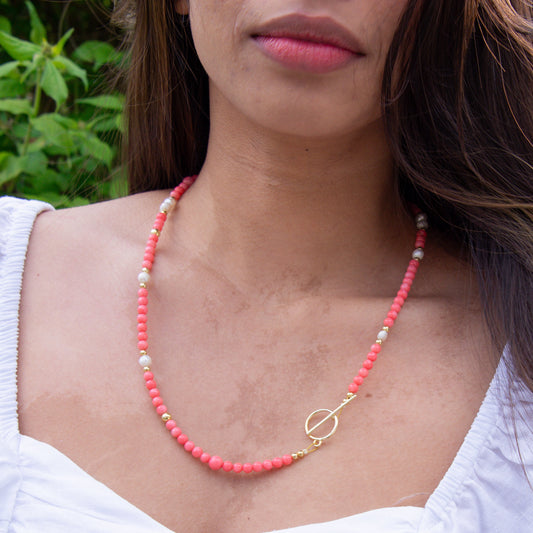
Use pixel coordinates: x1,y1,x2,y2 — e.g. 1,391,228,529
0,0,126,207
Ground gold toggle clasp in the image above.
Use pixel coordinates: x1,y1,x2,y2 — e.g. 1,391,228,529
305,393,357,443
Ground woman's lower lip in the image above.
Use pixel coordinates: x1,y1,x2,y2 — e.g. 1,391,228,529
253,36,357,74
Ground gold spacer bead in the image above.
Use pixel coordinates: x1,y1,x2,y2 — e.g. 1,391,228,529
346,392,355,399
143,366,151,372
142,267,150,273
376,339,383,345
151,228,160,236
139,282,147,289
297,451,305,458
140,350,147,356
162,413,172,422
383,326,390,332
291,453,298,460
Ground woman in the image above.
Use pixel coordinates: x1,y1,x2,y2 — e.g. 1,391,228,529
1,0,532,531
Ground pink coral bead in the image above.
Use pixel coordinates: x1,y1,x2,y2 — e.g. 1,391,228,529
177,434,188,444
272,458,283,469
253,462,263,472
170,427,182,438
233,463,243,473
223,461,234,472
184,441,195,452
192,446,203,458
243,463,253,473
282,455,293,466
209,456,223,470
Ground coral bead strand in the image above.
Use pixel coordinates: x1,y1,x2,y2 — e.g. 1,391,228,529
348,212,428,395
136,175,428,473
137,176,294,472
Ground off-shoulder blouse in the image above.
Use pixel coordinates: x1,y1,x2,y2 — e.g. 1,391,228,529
1,197,532,532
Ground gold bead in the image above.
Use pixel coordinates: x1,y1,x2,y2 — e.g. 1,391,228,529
376,339,383,345
142,267,150,273
151,228,160,236
140,350,147,356
346,392,355,399
143,366,151,372
297,451,304,458
383,326,390,332
291,453,298,460
139,283,147,289
162,413,172,422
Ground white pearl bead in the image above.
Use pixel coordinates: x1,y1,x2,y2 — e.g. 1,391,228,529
415,214,428,230
412,248,425,260
138,354,152,367
377,330,389,341
160,198,176,213
138,271,151,285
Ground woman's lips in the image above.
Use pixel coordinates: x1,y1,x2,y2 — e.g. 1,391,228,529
252,15,364,74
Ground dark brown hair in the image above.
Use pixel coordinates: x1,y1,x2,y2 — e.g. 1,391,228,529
113,0,533,391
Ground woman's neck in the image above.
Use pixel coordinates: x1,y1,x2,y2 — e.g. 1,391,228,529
173,102,415,297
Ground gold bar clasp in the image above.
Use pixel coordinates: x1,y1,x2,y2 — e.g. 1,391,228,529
304,393,357,443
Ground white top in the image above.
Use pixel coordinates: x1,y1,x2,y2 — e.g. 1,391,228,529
0,196,532,533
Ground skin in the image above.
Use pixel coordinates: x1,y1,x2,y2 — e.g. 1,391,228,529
17,1,496,531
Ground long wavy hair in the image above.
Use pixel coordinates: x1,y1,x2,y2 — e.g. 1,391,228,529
113,0,533,393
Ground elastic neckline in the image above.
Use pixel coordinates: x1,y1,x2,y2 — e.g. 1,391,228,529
0,198,52,443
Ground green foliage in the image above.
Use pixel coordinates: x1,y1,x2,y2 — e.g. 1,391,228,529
0,1,126,207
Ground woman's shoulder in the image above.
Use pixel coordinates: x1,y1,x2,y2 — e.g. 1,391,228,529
31,190,171,242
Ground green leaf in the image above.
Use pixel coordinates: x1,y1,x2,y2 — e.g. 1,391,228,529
0,152,23,184
88,114,122,133
20,59,38,83
52,56,88,89
0,16,11,35
52,28,74,57
0,61,19,78
41,60,68,107
24,191,69,207
0,98,32,115
73,40,119,69
26,1,47,45
74,130,113,167
48,113,78,130
0,30,40,61
77,95,124,111
0,78,26,98
0,152,45,184
0,151,11,167
31,113,75,152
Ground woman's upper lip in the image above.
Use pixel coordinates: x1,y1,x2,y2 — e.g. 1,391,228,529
251,13,365,55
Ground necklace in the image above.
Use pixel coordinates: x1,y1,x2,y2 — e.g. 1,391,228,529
137,175,428,473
